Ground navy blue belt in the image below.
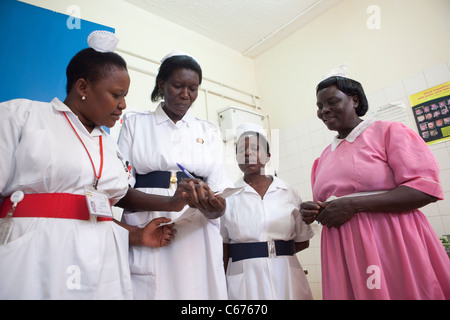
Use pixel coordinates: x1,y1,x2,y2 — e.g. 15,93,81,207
135,171,204,189
229,240,296,262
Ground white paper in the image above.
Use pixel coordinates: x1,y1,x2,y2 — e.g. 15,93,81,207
158,187,244,226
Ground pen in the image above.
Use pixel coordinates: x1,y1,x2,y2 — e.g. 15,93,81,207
176,163,195,179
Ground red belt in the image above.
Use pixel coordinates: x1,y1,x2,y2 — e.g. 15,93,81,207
0,193,112,221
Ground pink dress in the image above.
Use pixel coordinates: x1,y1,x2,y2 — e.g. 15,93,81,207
312,120,450,300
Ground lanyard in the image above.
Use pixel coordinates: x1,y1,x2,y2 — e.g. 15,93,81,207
63,112,103,189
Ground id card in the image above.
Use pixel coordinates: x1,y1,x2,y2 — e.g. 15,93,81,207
84,186,113,218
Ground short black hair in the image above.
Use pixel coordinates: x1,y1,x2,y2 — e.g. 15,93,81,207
316,76,369,116
151,55,202,102
236,131,270,154
66,48,127,94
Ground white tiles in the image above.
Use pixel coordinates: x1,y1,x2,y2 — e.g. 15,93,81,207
424,63,450,88
403,73,428,96
439,170,450,196
367,90,387,110
384,81,406,102
432,146,450,170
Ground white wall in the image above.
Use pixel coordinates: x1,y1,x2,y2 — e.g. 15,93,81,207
23,0,258,95
254,0,450,129
22,0,263,180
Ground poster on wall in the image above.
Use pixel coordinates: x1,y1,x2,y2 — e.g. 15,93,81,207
409,81,450,145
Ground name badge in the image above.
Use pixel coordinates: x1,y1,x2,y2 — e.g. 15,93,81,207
84,186,113,218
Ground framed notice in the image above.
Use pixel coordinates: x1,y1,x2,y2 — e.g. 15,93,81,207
409,81,450,145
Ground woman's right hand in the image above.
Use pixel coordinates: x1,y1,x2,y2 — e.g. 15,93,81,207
175,179,226,219
300,201,322,224
170,180,193,211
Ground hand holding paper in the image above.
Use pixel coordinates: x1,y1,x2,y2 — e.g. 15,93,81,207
159,186,244,226
178,177,225,219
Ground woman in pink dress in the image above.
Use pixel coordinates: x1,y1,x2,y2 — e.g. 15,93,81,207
300,76,450,300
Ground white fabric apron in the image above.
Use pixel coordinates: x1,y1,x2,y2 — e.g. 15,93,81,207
0,218,132,299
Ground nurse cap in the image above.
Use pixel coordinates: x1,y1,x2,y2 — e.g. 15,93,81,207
322,63,349,79
87,30,119,53
160,50,200,65
236,122,268,141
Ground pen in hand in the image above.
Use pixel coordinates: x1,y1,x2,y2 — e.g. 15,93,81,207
177,163,217,195
176,163,195,179
176,163,224,218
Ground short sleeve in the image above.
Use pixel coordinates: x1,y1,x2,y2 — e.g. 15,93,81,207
291,187,314,242
117,115,137,187
385,122,443,199
0,100,29,195
220,200,232,243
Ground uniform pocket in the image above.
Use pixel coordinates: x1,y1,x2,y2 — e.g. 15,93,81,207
130,273,157,300
0,220,40,299
226,273,246,300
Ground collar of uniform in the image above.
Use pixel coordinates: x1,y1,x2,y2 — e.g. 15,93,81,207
51,97,71,112
268,176,288,191
330,118,375,151
51,97,104,137
236,175,287,194
155,102,195,127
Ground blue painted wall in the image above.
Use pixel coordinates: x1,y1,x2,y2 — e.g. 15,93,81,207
0,0,114,103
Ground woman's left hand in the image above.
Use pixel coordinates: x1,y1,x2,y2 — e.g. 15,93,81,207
141,217,177,247
178,179,226,219
316,198,358,228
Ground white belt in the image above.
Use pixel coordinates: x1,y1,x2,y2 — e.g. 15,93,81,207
326,190,389,202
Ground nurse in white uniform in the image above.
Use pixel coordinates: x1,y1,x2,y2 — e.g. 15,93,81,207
221,123,314,300
118,51,232,299
0,32,187,300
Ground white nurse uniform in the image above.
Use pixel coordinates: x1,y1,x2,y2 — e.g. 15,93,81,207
118,103,232,299
0,98,132,299
221,176,314,300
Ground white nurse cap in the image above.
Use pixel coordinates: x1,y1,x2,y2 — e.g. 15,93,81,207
87,30,119,53
160,50,200,64
236,122,267,141
322,63,349,79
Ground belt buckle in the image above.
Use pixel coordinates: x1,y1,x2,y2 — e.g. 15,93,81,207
268,239,276,258
169,171,178,190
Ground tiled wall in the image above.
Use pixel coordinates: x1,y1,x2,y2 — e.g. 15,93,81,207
276,61,450,299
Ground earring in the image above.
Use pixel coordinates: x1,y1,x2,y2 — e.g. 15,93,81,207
82,96,86,101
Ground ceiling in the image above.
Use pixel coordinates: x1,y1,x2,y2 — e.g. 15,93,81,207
124,0,341,58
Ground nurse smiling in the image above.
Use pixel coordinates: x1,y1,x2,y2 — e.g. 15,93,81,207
301,76,450,300
316,83,363,139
